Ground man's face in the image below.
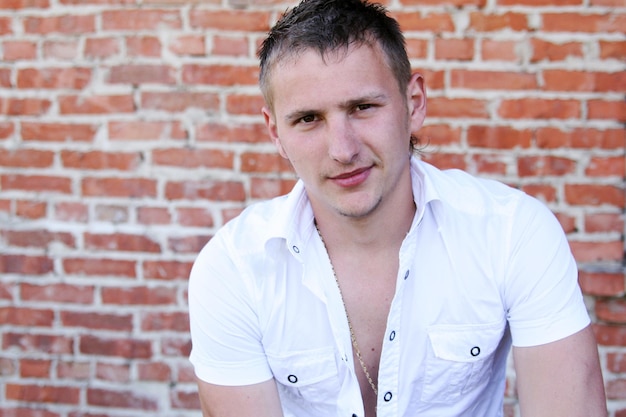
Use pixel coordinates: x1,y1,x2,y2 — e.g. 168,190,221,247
263,43,426,220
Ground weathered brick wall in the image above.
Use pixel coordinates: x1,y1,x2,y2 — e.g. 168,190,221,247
0,0,623,416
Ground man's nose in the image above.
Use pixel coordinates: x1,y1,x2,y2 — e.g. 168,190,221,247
326,117,360,164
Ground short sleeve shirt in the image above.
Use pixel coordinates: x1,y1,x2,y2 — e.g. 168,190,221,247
188,157,590,417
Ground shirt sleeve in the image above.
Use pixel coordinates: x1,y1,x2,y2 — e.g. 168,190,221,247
188,228,273,386
504,194,590,347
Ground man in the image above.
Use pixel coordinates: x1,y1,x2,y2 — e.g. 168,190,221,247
188,1,607,416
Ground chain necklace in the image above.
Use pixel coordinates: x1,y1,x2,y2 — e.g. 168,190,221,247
315,223,378,397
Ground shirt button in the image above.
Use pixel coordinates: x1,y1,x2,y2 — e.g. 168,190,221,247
404,270,410,280
287,374,298,383
292,245,300,253
384,391,393,402
471,346,481,357
389,330,396,341
352,414,358,417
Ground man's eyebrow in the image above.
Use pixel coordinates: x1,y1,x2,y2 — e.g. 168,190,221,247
283,93,388,122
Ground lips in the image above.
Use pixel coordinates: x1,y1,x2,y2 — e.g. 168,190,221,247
329,166,372,187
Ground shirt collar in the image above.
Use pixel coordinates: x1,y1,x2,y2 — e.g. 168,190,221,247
266,156,446,258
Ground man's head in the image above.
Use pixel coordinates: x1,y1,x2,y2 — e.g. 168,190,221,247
258,0,411,111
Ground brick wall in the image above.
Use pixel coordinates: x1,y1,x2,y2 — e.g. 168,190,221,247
0,0,623,416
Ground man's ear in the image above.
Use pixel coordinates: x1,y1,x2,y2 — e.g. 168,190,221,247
407,72,427,132
262,106,288,159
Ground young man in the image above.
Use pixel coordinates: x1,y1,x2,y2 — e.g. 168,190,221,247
188,1,607,416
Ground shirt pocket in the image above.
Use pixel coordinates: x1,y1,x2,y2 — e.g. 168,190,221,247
266,346,341,404
421,321,505,403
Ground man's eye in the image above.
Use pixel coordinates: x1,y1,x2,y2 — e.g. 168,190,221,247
300,114,316,123
356,104,373,111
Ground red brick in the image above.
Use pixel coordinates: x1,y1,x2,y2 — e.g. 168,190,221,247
588,99,626,121
542,13,625,33
167,234,211,254
392,12,455,32
498,99,580,119
594,323,626,346
498,0,580,4
57,361,90,380
165,180,246,201
138,361,171,381
101,286,177,305
82,177,157,198
24,15,95,34
6,384,80,404
17,67,91,89
0,408,59,417
421,153,467,170
536,127,623,149
607,352,626,373
169,34,205,56
467,126,532,148
0,97,51,116
42,39,79,60
521,184,557,203
84,232,161,253
63,257,136,277
570,240,623,262
241,152,293,173
60,94,135,114
0,254,53,275
606,379,626,400
481,40,519,62
517,155,577,177
182,64,258,86
0,121,14,139
471,154,507,175
196,122,268,144
61,150,140,170
171,389,201,410
53,202,89,222
3,174,72,193
108,120,186,140
0,307,54,327
20,359,51,378
213,34,248,57
578,270,626,296
599,40,626,60
21,122,97,142
435,39,474,60
543,70,625,92
142,260,192,281
80,335,152,359
95,362,130,383
61,311,133,331
0,148,54,168
108,64,176,85
0,0,50,8
126,35,162,57
250,177,298,199
2,332,73,354
2,229,75,249
2,40,37,60
530,39,583,62
87,388,158,410
406,38,428,59
152,148,234,169
468,11,528,31
21,283,94,304
94,204,128,223
554,212,576,234
585,212,624,233
137,207,171,225
161,337,192,357
427,98,489,118
141,311,189,332
15,200,47,219
84,37,120,59
596,299,626,324
141,91,219,112
399,0,486,4
226,94,266,115
565,184,624,207
586,156,625,177
102,9,181,31
189,9,270,31
176,207,214,227
417,124,461,147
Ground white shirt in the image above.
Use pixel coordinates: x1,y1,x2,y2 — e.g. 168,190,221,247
188,157,590,417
